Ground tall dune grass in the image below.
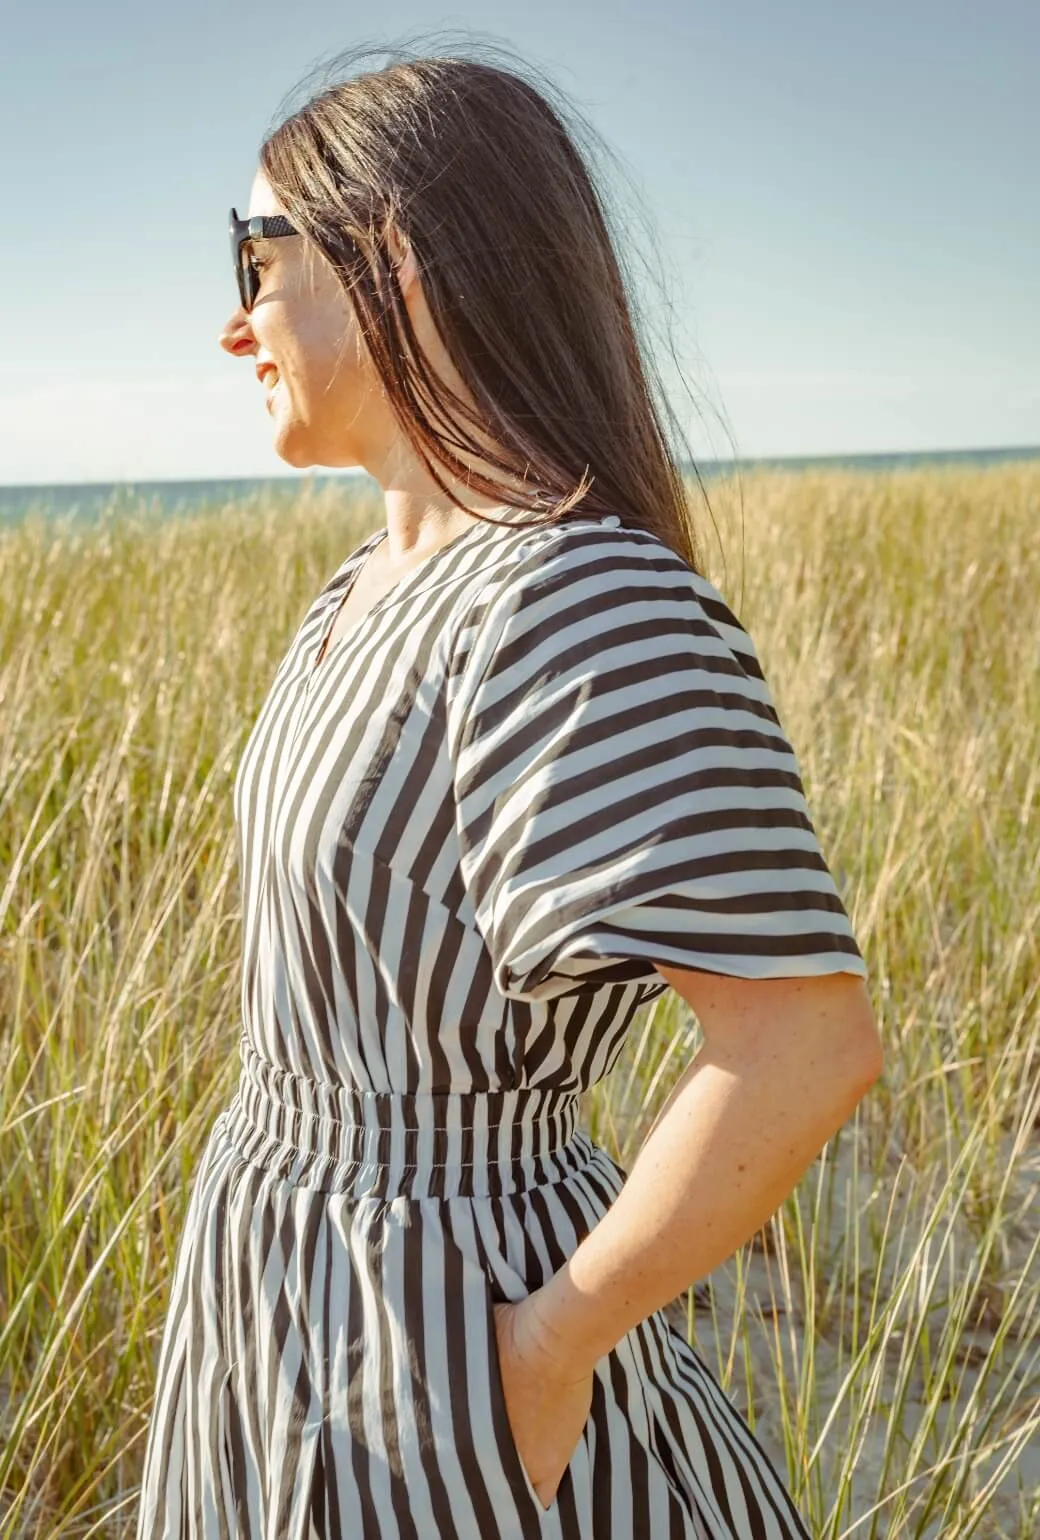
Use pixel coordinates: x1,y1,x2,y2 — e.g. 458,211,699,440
1,465,1037,1537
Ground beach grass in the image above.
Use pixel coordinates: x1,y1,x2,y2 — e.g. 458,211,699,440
1,463,1037,1537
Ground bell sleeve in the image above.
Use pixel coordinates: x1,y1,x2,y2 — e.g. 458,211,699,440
445,523,867,1004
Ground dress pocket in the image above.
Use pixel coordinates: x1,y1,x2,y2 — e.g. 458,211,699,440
482,1281,549,1511
481,1279,590,1520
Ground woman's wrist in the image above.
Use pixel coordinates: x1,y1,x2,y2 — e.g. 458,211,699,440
525,1230,637,1378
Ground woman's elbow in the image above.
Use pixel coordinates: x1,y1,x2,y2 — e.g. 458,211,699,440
804,975,884,1094
839,980,885,1086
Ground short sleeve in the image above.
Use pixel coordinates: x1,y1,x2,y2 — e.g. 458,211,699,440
445,521,868,1004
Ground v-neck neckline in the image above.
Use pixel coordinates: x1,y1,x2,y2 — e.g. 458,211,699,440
309,527,387,678
307,513,501,684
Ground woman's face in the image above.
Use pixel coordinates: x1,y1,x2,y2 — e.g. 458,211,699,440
219,168,386,471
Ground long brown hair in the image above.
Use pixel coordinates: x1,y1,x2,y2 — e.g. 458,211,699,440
260,37,710,573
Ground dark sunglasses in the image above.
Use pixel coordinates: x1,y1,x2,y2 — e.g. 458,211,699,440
228,207,299,312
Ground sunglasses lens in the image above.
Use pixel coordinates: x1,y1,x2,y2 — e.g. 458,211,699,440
230,207,256,312
235,249,256,312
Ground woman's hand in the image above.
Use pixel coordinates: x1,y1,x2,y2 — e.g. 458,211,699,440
492,1292,594,1510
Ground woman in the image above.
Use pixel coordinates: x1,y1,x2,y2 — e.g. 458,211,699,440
136,45,881,1540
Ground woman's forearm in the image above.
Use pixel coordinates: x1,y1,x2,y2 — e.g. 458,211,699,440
530,1029,879,1377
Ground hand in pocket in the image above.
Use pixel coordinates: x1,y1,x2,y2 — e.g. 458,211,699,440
492,1294,594,1510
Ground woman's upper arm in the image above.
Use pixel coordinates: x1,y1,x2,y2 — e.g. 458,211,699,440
654,963,884,1084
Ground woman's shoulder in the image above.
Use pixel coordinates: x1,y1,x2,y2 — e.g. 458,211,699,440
448,510,763,681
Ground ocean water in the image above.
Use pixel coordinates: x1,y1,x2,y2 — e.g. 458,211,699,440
1,446,1037,528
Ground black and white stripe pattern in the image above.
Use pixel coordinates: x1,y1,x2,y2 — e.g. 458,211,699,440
136,510,864,1538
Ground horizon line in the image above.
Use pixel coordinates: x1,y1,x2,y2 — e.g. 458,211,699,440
2,442,1038,493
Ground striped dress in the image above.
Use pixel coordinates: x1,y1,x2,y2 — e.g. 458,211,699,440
135,508,867,1539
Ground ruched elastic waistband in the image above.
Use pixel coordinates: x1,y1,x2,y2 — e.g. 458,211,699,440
217,1037,593,1199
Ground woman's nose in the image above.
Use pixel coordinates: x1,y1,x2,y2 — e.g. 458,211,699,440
218,307,257,357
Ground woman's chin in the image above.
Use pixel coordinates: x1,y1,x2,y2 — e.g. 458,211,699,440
268,400,308,461
270,421,313,467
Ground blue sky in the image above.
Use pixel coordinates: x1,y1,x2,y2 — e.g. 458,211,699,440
2,0,1036,484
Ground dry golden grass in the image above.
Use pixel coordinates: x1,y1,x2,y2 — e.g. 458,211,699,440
1,464,1037,1537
